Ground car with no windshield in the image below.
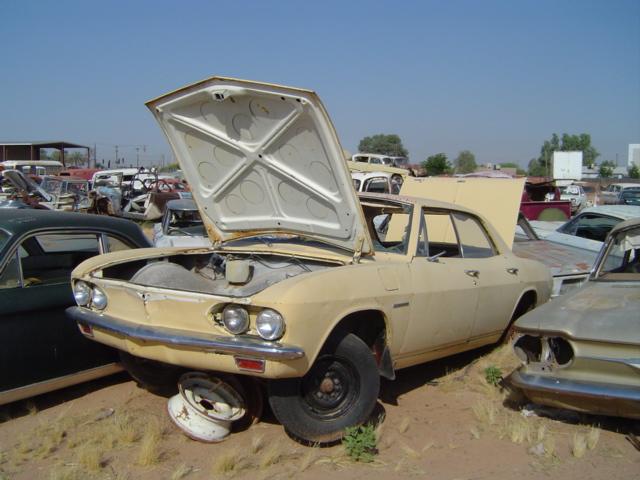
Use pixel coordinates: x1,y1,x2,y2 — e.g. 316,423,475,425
66,77,552,443
0,210,151,406
511,217,640,419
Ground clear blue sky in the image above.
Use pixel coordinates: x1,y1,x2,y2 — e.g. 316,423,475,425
1,0,638,168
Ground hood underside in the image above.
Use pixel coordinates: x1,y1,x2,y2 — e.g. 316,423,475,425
146,77,372,255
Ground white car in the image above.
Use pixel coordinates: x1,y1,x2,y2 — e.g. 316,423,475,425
351,171,403,194
559,184,587,213
152,199,211,248
533,205,640,254
351,153,408,168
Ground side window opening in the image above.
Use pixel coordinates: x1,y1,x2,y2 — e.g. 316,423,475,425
20,233,101,287
419,210,461,258
0,251,21,289
451,213,496,258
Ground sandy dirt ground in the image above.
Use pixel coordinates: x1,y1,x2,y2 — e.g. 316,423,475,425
1,345,638,480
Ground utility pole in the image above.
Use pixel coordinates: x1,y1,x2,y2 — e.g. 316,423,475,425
136,147,140,168
115,145,119,166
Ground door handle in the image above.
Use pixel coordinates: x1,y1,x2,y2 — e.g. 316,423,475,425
506,268,519,275
465,269,479,278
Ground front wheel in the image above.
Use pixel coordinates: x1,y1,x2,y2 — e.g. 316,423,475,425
268,333,380,443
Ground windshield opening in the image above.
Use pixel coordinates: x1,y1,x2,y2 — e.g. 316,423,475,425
594,226,640,281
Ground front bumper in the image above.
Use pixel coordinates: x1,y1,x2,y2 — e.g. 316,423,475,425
66,306,305,361
510,370,640,419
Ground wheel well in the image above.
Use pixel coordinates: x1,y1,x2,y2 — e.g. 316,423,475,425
511,290,537,322
327,310,386,348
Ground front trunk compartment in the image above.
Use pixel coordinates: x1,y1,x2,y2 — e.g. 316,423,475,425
101,251,335,297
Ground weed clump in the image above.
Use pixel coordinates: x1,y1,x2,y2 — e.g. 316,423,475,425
342,424,378,463
484,365,503,386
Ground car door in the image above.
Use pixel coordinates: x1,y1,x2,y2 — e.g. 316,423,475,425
448,212,522,340
402,209,479,356
0,231,131,397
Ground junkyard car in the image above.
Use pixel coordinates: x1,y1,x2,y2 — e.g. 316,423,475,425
67,77,552,442
533,205,640,253
511,218,640,419
617,187,640,206
152,198,211,248
559,184,587,213
0,209,151,406
351,171,403,194
600,182,640,205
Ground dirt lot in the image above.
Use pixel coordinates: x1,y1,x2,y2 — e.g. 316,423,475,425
1,345,638,480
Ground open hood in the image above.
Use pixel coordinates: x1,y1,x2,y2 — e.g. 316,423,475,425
146,77,372,256
1,170,53,202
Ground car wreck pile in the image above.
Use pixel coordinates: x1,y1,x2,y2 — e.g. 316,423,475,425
1,76,638,446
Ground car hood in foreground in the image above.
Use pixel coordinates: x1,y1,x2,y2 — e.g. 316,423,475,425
515,281,640,344
146,76,373,256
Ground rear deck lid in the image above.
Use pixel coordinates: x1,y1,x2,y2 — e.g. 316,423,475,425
146,77,372,255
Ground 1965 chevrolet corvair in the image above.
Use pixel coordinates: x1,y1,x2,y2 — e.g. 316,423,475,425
66,77,551,442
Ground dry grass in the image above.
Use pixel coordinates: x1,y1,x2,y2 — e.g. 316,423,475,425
171,463,193,480
258,443,284,469
400,443,421,460
572,433,587,458
398,417,411,434
298,448,318,473
136,417,164,466
470,425,481,440
587,427,600,450
250,434,265,454
502,417,532,445
211,448,245,475
472,400,498,427
76,441,103,471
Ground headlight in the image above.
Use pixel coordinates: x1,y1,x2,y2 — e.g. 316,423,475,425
91,286,108,310
73,281,91,306
222,305,249,334
256,309,285,340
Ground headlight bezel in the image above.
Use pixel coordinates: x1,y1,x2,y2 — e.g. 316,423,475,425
256,308,285,341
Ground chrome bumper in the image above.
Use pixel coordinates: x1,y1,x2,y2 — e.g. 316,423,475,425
66,307,305,361
510,370,640,402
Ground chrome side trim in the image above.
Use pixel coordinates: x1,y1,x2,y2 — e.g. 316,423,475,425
0,363,122,407
66,307,305,361
510,370,640,402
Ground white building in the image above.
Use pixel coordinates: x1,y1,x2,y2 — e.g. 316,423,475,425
629,144,640,167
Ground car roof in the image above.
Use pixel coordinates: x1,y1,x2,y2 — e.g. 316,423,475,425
358,191,479,215
0,209,151,247
578,205,640,220
610,216,640,236
166,199,198,211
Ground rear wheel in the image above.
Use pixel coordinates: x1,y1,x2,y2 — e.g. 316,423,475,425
268,333,380,443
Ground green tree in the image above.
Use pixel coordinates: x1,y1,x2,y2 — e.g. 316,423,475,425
454,150,477,174
358,134,408,157
598,161,615,178
628,163,640,179
422,153,451,176
527,158,546,176
535,132,599,173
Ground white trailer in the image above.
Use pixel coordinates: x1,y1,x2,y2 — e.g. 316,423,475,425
552,151,582,180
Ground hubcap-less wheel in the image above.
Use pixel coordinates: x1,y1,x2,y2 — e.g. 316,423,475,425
301,356,359,420
268,333,380,444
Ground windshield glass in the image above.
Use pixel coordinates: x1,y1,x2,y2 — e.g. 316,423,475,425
41,177,63,194
165,208,205,236
595,225,640,281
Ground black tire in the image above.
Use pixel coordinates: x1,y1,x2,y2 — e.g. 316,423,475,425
119,351,184,395
268,333,380,444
